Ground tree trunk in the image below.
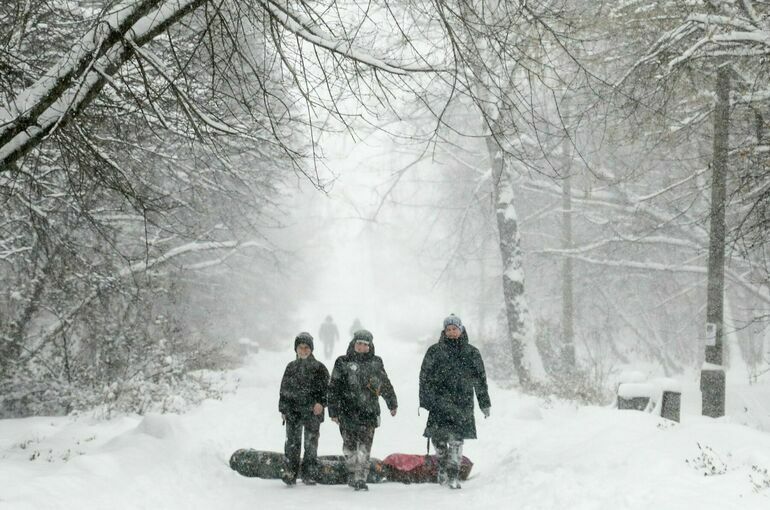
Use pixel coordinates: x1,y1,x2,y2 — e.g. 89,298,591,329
561,139,576,367
701,65,729,418
486,137,545,388
478,236,488,336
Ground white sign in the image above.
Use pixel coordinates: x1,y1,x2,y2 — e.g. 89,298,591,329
705,322,717,347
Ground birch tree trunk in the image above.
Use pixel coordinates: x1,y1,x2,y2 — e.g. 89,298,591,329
486,136,545,387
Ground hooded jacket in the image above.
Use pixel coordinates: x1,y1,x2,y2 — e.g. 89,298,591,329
328,338,398,428
278,351,330,421
419,329,491,439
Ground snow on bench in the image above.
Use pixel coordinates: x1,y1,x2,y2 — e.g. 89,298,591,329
617,377,681,422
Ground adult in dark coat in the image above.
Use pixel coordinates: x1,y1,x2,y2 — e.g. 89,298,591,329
419,314,491,489
278,332,330,485
349,317,363,337
328,329,398,491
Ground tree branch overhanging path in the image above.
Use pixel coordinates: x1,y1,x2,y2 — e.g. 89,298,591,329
3,0,770,418
3,0,580,414
0,0,452,172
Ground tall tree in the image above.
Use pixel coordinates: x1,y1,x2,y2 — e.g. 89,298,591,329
613,0,770,415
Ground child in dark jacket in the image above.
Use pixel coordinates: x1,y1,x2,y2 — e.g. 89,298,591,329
328,329,397,491
278,332,330,485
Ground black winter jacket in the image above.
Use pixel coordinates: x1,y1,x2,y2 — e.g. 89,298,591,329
419,330,491,439
328,340,398,428
278,354,330,421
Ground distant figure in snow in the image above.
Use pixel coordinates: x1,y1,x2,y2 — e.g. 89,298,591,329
278,332,330,486
349,317,363,337
328,329,398,491
318,315,339,360
419,314,491,490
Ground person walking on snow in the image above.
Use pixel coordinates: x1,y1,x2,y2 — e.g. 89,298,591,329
419,314,491,489
278,332,330,486
328,329,398,491
318,315,339,360
349,317,363,337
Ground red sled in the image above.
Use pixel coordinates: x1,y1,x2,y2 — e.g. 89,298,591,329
382,454,473,483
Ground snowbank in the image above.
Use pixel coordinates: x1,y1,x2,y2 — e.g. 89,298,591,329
1,343,769,509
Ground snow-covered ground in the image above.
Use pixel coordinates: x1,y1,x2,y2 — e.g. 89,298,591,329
2,337,770,510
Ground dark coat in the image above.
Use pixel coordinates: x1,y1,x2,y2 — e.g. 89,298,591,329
328,340,398,428
318,321,339,342
278,354,330,421
419,330,491,440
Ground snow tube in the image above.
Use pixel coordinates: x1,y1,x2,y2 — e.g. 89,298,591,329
381,454,473,483
229,449,384,484
229,449,284,479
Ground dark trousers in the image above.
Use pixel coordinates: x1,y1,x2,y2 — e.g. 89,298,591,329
284,416,320,480
432,434,464,480
340,425,375,482
323,340,335,359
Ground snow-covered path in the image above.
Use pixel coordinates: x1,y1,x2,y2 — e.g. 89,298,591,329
2,336,770,509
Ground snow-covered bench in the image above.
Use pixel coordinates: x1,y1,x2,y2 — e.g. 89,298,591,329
617,376,682,422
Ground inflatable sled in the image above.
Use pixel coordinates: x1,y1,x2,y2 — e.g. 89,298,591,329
229,449,385,484
382,453,473,483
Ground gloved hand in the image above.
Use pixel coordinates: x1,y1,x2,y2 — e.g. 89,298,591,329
481,407,490,419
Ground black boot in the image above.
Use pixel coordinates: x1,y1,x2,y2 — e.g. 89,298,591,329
447,468,461,490
281,471,296,486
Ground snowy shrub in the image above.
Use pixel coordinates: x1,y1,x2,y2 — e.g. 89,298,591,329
0,359,76,417
542,368,614,405
478,333,517,389
0,304,233,418
479,317,615,404
89,365,229,418
749,465,770,493
532,320,615,405
685,443,728,476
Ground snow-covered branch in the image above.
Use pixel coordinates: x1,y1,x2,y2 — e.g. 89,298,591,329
0,0,208,170
259,0,439,75
545,252,706,274
535,235,701,255
23,239,266,358
652,12,770,73
537,249,770,306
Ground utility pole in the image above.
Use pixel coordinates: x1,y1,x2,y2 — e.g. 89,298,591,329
701,64,729,418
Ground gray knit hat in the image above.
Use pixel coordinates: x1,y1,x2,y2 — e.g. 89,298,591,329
443,314,463,330
294,332,314,351
352,329,373,344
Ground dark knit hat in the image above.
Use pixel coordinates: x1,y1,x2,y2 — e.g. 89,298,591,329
352,329,373,344
294,332,314,351
443,314,463,330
